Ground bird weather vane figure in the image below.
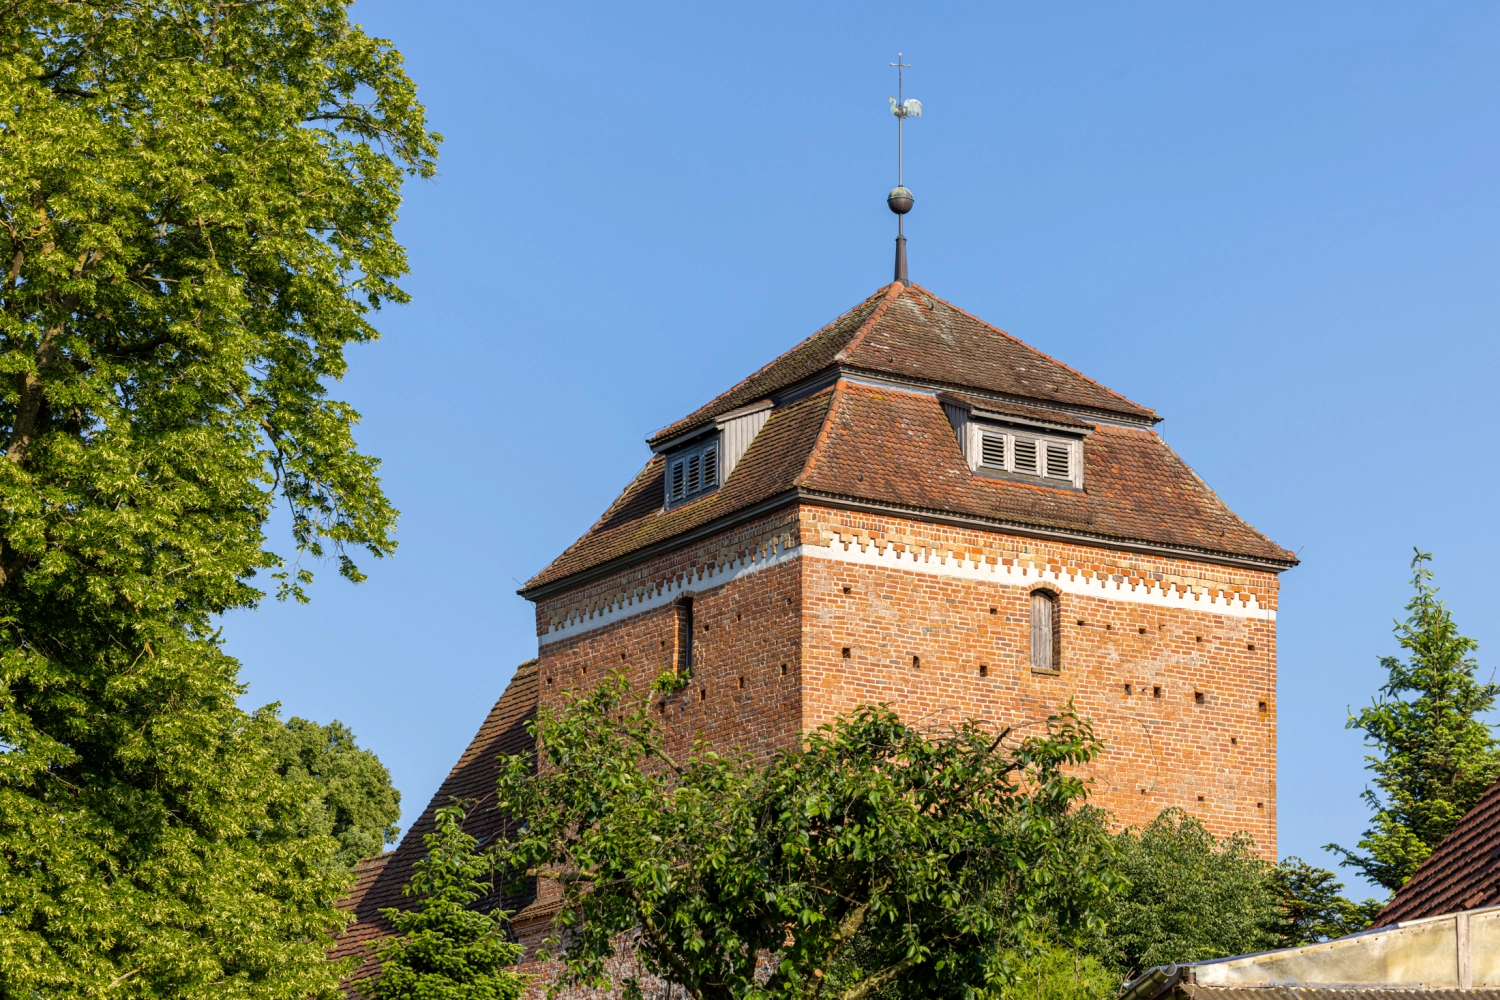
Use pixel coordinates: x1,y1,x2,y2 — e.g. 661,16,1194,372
886,53,921,283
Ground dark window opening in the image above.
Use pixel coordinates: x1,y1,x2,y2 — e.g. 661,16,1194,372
1153,686,1162,698
979,664,989,677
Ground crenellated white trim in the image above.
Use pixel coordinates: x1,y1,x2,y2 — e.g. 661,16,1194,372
803,537,1274,620
538,537,1274,646
539,536,802,646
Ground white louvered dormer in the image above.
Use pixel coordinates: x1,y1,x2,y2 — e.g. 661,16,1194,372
975,427,1080,487
942,393,1089,490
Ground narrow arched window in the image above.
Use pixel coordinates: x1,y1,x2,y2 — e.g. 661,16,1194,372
1030,590,1058,673
675,598,694,677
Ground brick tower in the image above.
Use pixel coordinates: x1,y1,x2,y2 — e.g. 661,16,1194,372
520,280,1295,850
333,280,1296,984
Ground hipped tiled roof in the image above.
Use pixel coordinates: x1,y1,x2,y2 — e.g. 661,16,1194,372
524,283,1292,595
331,661,541,984
651,283,1154,446
1373,778,1500,925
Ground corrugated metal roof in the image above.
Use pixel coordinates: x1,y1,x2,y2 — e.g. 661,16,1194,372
1182,987,1500,1000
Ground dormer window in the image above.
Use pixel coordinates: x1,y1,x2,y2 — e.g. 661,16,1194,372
978,430,1076,484
666,435,720,507
940,393,1089,490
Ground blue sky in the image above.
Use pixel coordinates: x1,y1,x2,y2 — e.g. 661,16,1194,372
222,2,1500,898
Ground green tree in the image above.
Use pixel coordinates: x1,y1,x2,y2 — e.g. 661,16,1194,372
368,803,528,1000
0,1,437,995
994,946,1117,1000
494,673,1119,1000
1270,858,1382,947
1328,550,1500,892
1099,810,1281,975
258,712,403,867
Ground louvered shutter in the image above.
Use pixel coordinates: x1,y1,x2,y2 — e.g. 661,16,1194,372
1030,591,1056,672
980,434,1006,468
670,460,685,501
686,454,700,493
1013,438,1039,476
702,446,717,488
1045,443,1071,480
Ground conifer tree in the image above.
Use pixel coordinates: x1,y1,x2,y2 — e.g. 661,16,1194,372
0,2,437,995
369,804,528,1000
1328,550,1500,892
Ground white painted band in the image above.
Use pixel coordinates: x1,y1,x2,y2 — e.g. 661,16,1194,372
538,539,1274,647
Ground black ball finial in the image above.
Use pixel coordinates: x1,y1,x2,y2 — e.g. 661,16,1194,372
887,186,914,215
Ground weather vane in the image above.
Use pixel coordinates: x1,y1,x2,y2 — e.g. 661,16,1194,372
887,53,922,283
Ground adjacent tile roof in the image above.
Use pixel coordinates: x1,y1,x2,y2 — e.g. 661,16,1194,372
1373,778,1500,925
331,661,541,985
650,282,1155,446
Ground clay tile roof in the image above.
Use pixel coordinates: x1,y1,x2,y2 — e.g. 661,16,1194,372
1373,778,1500,925
331,661,541,985
525,284,1292,595
649,282,1154,446
798,381,1291,566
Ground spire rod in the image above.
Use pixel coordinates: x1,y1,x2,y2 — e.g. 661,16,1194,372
886,54,920,284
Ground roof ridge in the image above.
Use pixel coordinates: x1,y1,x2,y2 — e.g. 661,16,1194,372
906,282,1158,420
795,379,847,487
834,282,905,363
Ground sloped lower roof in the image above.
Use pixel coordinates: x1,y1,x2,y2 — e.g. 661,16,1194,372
524,379,1292,594
650,282,1155,445
331,661,541,985
1374,779,1500,925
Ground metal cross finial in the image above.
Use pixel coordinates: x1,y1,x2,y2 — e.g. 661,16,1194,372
891,53,910,104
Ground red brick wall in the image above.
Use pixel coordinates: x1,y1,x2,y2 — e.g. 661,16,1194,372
534,509,806,760
531,502,1280,857
795,504,1278,856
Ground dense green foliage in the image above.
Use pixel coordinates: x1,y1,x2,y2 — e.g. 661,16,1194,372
1328,550,1500,892
0,1,436,995
494,674,1118,1000
1099,810,1281,973
369,804,528,1000
259,712,403,868
1093,813,1380,978
992,946,1117,1000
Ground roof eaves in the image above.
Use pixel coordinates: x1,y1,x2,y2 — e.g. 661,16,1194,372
648,399,774,454
841,366,1160,427
799,489,1301,573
